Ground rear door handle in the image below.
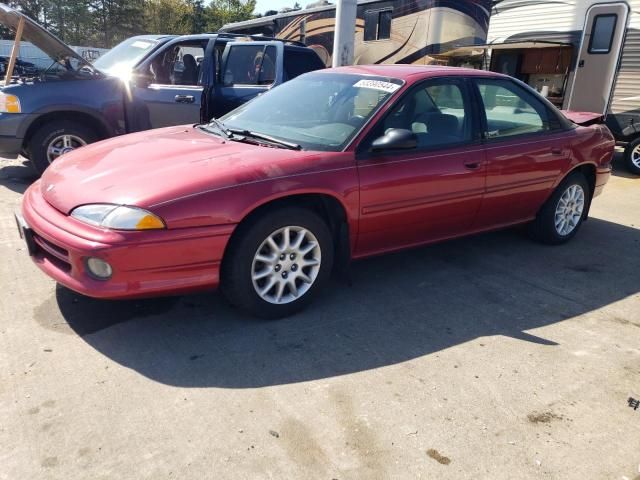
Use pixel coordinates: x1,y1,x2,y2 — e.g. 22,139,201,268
175,95,195,104
551,147,563,155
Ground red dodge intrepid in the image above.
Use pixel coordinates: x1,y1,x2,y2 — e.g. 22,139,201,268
17,66,615,318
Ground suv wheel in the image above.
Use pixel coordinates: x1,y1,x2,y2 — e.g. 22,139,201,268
527,172,590,245
27,121,97,175
221,207,334,319
623,136,640,175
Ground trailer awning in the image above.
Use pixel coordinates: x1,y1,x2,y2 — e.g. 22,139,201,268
442,40,573,57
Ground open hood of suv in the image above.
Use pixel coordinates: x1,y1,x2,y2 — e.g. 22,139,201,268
0,3,88,67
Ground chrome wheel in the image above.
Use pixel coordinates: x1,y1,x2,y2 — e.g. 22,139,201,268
46,134,86,163
554,184,585,236
632,143,640,168
251,226,321,305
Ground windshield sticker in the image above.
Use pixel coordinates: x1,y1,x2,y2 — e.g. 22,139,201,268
131,41,153,49
353,79,400,93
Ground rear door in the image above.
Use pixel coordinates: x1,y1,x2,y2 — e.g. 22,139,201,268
473,77,572,228
567,2,629,114
211,41,283,118
129,39,209,130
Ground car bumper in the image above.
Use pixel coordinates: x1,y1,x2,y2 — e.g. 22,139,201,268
20,182,235,299
594,164,612,197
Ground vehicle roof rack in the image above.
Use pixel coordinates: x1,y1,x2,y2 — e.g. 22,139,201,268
209,32,307,47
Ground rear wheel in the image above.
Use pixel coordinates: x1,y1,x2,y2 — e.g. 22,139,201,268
527,172,590,245
27,120,97,175
623,136,640,175
221,207,334,319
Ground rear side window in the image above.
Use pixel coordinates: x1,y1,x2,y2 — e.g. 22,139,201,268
475,79,559,139
283,49,325,80
223,45,276,86
588,14,618,54
364,9,393,41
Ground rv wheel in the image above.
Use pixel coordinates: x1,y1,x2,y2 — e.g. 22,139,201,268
623,136,640,175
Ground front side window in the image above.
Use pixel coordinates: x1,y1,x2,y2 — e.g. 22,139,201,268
364,9,393,41
220,72,403,151
146,41,205,86
589,14,617,54
223,45,277,86
366,80,471,150
476,79,557,139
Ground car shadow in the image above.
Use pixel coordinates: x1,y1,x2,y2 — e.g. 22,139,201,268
52,217,640,388
0,158,38,194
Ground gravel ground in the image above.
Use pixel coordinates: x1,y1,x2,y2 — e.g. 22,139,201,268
1,154,639,480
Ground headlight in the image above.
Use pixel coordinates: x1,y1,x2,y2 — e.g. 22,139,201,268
70,204,166,230
0,93,21,113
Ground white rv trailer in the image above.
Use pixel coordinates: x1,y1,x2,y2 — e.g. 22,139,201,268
483,0,640,174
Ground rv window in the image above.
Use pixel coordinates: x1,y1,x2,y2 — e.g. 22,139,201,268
364,9,393,41
588,14,617,54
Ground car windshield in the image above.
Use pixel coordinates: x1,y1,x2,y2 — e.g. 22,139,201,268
219,72,404,151
93,37,160,76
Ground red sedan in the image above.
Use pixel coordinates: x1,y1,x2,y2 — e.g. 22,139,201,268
18,66,615,318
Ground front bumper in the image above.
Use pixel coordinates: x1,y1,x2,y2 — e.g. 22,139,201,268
20,182,234,299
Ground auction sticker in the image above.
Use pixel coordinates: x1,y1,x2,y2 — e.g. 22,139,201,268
354,79,401,93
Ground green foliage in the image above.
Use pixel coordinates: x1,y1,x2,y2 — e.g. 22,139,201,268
1,0,258,48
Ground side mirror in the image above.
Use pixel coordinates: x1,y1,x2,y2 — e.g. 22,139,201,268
131,71,152,88
370,128,418,152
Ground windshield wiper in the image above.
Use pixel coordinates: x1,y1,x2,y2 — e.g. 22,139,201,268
198,118,231,140
227,128,301,150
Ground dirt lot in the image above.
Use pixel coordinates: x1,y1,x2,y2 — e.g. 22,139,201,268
1,154,639,480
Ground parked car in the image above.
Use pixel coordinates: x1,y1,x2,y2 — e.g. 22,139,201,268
17,66,615,318
0,55,38,76
0,4,325,174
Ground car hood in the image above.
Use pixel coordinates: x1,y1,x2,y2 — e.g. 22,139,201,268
0,3,88,67
40,126,336,217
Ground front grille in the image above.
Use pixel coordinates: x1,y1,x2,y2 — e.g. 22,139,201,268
33,233,71,272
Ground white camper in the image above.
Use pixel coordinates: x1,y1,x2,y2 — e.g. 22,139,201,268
485,0,640,174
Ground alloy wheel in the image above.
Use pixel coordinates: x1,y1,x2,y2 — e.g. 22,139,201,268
554,184,585,236
251,226,321,304
47,134,87,163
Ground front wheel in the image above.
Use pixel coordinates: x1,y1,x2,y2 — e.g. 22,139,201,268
221,207,334,319
527,172,590,245
623,136,640,175
27,120,97,175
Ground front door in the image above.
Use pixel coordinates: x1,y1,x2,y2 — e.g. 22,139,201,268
129,40,207,131
474,77,573,228
567,2,629,114
356,78,486,256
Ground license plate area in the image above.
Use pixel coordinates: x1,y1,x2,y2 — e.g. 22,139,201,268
14,212,37,256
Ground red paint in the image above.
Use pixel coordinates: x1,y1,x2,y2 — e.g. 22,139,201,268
21,66,615,299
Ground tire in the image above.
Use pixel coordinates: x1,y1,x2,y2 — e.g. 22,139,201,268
623,136,640,175
27,120,97,176
527,172,590,245
221,207,334,319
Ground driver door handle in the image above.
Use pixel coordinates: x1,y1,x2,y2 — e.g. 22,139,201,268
175,95,195,104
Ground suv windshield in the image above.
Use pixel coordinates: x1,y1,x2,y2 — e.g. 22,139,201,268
220,72,404,151
93,37,161,77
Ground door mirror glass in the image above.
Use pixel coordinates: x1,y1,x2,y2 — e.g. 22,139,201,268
371,128,417,152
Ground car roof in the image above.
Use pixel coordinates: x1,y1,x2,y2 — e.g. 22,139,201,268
325,64,507,81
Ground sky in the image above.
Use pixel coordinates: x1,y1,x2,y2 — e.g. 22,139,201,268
253,0,300,15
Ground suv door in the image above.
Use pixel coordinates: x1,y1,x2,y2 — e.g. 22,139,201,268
356,78,486,256
129,39,210,130
210,41,283,118
473,77,572,228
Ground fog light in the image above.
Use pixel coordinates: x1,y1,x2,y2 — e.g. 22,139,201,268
86,257,112,279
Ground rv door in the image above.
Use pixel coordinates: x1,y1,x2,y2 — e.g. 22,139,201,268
567,2,629,114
